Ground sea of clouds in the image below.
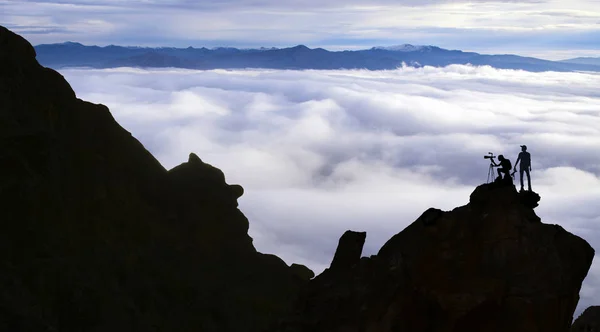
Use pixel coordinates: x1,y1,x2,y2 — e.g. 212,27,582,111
60,65,600,315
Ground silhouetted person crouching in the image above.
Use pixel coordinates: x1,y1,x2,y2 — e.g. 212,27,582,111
492,155,512,181
513,145,532,191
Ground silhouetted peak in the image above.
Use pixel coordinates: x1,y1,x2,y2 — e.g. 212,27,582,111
329,230,366,271
169,153,226,186
188,152,202,164
1,26,77,101
167,152,245,209
0,26,37,60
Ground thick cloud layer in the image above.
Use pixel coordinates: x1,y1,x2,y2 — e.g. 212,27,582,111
60,65,600,315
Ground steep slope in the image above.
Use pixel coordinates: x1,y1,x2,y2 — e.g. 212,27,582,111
571,306,600,331
0,26,310,332
276,181,594,332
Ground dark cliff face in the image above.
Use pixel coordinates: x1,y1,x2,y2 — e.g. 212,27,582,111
277,182,594,332
572,306,600,331
0,26,310,332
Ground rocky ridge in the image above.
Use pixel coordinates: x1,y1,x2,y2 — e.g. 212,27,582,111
274,181,594,332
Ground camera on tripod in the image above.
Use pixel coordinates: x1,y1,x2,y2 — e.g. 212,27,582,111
483,152,495,160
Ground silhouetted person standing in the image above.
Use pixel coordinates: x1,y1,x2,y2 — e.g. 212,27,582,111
513,145,532,191
492,155,512,181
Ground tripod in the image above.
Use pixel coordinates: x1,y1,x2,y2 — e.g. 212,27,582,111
487,161,496,183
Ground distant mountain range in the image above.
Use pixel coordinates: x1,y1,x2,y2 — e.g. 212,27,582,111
34,42,600,72
560,57,600,66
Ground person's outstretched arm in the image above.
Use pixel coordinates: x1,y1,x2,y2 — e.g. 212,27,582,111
512,154,521,175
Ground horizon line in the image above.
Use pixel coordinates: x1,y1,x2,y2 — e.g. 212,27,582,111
35,41,575,61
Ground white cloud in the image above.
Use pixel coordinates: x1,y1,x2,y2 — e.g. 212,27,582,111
60,65,600,316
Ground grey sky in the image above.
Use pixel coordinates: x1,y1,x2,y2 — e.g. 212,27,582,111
59,65,600,316
2,0,600,59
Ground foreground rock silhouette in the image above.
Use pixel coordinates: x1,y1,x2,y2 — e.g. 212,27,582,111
572,306,600,331
275,181,594,332
1,25,594,332
0,25,311,332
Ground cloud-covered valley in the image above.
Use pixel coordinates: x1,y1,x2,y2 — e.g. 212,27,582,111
60,65,600,315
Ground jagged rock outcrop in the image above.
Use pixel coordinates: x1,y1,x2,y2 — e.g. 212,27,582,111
276,181,594,332
572,306,600,331
0,25,312,332
330,231,367,271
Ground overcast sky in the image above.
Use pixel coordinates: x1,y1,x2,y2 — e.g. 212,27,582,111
59,65,600,316
2,0,600,59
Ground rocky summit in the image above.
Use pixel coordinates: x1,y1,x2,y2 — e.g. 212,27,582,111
0,25,595,332
275,181,594,332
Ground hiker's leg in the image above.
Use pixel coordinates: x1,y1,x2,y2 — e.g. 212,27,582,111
519,169,525,189
525,169,531,191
